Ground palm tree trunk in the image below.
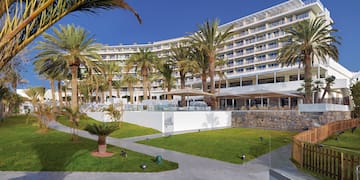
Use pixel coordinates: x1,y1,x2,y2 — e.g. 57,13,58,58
167,81,172,100
130,84,134,104
96,85,99,103
208,52,216,109
70,65,79,112
50,78,56,111
108,77,113,102
201,72,207,92
180,74,186,107
143,75,148,100
304,55,312,104
57,81,63,109
116,88,120,98
101,90,105,103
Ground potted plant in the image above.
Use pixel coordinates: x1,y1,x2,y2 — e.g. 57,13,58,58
84,123,118,155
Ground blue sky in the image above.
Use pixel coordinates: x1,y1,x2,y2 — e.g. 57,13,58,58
21,0,360,88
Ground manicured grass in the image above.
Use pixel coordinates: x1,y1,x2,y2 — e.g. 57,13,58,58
138,128,295,164
322,128,360,152
57,115,160,138
0,115,178,172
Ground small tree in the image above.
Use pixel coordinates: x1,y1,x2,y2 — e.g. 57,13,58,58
106,104,123,127
62,107,82,141
351,82,360,117
85,123,118,154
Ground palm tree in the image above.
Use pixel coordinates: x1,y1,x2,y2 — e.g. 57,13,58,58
85,123,118,154
215,58,227,95
103,61,120,102
126,49,158,100
113,80,123,98
157,60,175,100
0,0,141,70
62,107,82,141
276,17,340,103
188,19,235,109
192,48,209,93
170,44,199,106
34,58,68,111
321,75,336,103
122,74,138,104
35,24,103,112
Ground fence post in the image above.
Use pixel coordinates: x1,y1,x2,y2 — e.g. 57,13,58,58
300,142,304,168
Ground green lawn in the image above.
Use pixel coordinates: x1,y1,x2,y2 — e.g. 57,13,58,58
0,115,178,172
138,128,295,164
57,115,160,138
322,127,360,153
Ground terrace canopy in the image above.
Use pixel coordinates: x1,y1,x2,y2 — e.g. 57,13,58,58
163,89,214,97
216,90,301,99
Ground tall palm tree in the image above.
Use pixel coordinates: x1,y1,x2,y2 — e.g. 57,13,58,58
276,17,340,103
34,58,69,111
126,48,158,100
35,24,103,112
0,0,141,70
215,58,227,94
192,48,209,92
24,86,45,113
169,44,199,106
103,61,120,102
188,19,235,109
122,74,138,104
158,60,175,100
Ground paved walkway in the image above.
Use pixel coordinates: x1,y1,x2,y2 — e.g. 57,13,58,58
0,122,315,180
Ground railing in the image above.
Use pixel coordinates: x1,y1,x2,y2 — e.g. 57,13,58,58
292,119,360,180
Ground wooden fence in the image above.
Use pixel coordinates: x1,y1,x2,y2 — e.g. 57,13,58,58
292,118,360,180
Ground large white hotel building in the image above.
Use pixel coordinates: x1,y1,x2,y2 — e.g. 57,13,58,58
97,0,355,109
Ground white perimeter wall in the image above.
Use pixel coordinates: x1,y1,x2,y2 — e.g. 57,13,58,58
171,111,231,132
88,111,232,133
123,111,164,132
123,111,231,133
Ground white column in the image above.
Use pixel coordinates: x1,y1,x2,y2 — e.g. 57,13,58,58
274,72,277,83
256,75,258,85
317,66,321,79
288,97,291,109
240,77,243,86
298,68,300,80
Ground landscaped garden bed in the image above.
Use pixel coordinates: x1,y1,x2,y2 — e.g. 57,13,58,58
0,115,177,172
138,127,295,164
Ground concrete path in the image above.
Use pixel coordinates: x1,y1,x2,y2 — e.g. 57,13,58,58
0,122,315,180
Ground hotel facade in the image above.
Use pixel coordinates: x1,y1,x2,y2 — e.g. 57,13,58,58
95,0,354,109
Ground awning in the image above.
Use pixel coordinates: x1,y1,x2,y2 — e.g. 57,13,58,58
163,89,215,96
216,90,301,98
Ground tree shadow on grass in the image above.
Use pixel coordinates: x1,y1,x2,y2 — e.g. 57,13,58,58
10,140,89,180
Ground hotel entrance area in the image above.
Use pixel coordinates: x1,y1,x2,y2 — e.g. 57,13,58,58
217,91,301,110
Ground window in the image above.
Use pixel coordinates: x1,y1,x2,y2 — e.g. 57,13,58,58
257,54,266,61
226,70,234,74
246,66,254,72
246,47,254,54
227,44,233,49
296,12,309,20
257,34,266,42
268,63,278,68
257,64,266,70
235,58,244,65
227,60,234,66
246,57,254,63
268,41,278,49
235,49,243,56
268,52,278,59
235,40,244,46
226,52,234,58
236,68,244,72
